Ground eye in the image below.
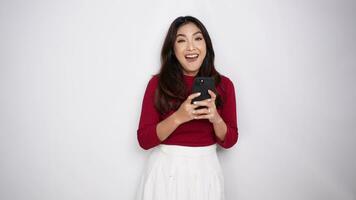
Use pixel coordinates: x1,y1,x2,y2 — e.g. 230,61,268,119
177,39,185,43
195,37,203,41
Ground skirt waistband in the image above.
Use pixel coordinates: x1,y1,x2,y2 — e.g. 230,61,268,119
158,144,217,157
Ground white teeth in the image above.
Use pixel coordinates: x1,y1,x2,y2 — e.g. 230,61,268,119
185,54,198,58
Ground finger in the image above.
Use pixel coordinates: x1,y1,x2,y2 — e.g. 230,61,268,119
193,98,212,105
203,98,213,104
190,103,201,109
194,113,213,120
192,108,210,115
187,92,201,101
208,90,217,100
192,100,209,107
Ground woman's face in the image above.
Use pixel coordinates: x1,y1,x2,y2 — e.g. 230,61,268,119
174,22,207,76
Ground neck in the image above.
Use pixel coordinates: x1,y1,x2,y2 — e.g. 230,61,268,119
183,71,198,77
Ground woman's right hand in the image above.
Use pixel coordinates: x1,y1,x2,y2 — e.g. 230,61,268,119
173,92,201,125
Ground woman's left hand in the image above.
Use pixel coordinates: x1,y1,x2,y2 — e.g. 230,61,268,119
192,90,223,124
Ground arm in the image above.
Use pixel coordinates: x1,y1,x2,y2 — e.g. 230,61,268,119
137,76,162,150
212,117,227,142
156,92,202,141
156,112,181,142
137,76,198,150
191,78,239,149
215,78,238,148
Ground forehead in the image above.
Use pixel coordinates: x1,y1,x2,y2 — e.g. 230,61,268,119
176,23,202,36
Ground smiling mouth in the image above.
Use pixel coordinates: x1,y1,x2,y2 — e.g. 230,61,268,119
185,53,199,63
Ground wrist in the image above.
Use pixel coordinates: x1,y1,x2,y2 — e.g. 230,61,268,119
212,117,223,124
171,112,182,126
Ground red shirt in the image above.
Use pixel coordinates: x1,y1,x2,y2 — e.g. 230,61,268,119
137,74,238,150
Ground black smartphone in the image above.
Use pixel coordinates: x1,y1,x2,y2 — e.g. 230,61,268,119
191,77,215,109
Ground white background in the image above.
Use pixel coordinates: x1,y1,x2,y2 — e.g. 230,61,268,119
0,0,355,199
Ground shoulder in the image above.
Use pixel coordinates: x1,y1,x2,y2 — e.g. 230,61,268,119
147,74,159,86
218,74,235,90
217,74,237,105
149,74,159,84
143,74,159,93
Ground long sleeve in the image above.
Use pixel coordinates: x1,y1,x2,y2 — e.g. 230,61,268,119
216,78,239,148
137,76,161,150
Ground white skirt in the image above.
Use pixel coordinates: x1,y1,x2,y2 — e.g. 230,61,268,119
136,144,225,200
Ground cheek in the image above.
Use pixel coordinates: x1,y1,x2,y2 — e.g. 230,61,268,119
200,45,207,58
197,43,207,53
174,46,185,58
202,43,207,52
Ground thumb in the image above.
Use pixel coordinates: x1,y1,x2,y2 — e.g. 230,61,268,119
186,92,201,102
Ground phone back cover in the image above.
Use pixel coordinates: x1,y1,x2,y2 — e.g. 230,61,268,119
191,77,215,103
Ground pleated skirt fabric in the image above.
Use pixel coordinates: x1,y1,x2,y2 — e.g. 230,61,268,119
136,144,225,200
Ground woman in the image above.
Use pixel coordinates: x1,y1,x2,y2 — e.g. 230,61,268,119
136,16,238,200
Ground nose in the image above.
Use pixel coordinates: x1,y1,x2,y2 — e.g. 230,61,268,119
187,40,195,51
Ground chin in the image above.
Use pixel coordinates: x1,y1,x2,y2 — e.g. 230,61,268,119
184,64,202,72
184,68,200,74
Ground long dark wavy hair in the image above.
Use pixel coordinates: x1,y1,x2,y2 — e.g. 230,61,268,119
154,16,223,115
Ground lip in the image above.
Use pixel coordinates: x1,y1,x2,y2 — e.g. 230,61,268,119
184,53,199,59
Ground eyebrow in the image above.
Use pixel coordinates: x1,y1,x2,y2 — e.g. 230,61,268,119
176,31,203,38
